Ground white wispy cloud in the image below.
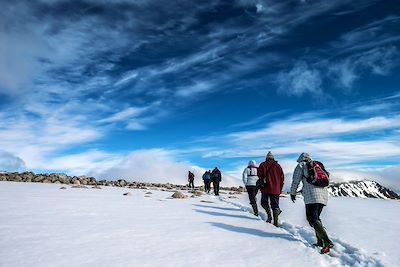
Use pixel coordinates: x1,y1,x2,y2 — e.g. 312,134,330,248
40,150,120,176
0,150,26,171
328,59,358,89
276,61,322,96
0,109,103,170
330,15,400,54
175,81,217,97
229,116,400,141
114,71,138,87
354,102,397,114
99,107,148,123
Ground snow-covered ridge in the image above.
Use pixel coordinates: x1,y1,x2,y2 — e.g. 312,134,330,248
328,180,400,199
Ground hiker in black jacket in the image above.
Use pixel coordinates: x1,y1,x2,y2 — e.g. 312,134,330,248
188,171,195,190
211,167,222,196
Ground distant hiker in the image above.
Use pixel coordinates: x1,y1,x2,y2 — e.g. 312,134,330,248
242,160,259,216
290,152,334,254
211,167,222,196
188,171,195,190
257,151,284,226
202,170,211,193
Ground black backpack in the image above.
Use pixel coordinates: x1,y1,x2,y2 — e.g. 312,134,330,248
211,170,220,180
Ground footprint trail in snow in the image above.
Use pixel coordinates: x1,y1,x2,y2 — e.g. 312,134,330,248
216,196,385,267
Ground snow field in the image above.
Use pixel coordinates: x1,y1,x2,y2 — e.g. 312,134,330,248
0,182,398,267
222,193,399,267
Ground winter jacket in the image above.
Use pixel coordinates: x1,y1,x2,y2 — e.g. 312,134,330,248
290,161,328,205
211,168,221,182
257,159,284,195
242,166,258,186
188,172,194,182
202,173,211,180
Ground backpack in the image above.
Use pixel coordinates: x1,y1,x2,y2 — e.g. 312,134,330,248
256,163,271,190
211,170,220,180
248,167,257,176
189,172,194,180
305,161,329,187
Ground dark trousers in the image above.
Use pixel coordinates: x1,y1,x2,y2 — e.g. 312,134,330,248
188,180,194,189
204,180,211,192
305,203,324,227
246,186,258,205
261,193,280,210
212,179,220,196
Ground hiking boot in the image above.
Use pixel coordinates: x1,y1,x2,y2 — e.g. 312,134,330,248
262,203,272,223
251,204,259,216
320,247,330,254
273,208,281,227
314,221,333,248
313,229,324,247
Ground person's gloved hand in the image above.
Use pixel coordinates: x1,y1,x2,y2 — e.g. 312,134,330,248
290,194,296,203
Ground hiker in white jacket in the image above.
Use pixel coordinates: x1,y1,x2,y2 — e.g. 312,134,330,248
290,152,333,254
242,160,259,216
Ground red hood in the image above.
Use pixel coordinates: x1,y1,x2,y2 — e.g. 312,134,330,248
264,158,276,167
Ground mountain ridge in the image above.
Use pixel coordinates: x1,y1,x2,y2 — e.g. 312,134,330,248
328,180,399,200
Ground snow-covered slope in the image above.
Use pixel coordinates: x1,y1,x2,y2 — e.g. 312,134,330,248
328,180,400,199
1,181,397,266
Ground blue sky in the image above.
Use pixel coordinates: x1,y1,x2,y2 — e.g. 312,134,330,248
1,0,399,190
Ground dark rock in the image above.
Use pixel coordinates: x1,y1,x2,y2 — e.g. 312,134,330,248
171,191,186,199
71,185,88,189
193,191,203,197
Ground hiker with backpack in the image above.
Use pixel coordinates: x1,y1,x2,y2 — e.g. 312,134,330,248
290,152,334,254
188,171,195,190
242,160,259,216
202,170,211,193
211,167,222,196
257,151,284,226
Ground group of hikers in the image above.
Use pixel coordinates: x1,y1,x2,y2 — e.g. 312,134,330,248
188,167,222,196
242,151,334,254
189,151,334,254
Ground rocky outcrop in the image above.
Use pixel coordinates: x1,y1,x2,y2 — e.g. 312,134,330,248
0,171,246,193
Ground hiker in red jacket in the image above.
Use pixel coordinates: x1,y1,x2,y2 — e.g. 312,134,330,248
188,171,195,190
257,151,284,226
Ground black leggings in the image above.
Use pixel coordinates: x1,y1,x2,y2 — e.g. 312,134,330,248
212,180,220,195
261,193,280,210
246,186,258,205
204,180,211,192
189,180,194,189
305,203,324,227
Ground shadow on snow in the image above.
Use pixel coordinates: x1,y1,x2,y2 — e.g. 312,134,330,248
193,204,241,212
193,208,259,220
208,222,299,242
